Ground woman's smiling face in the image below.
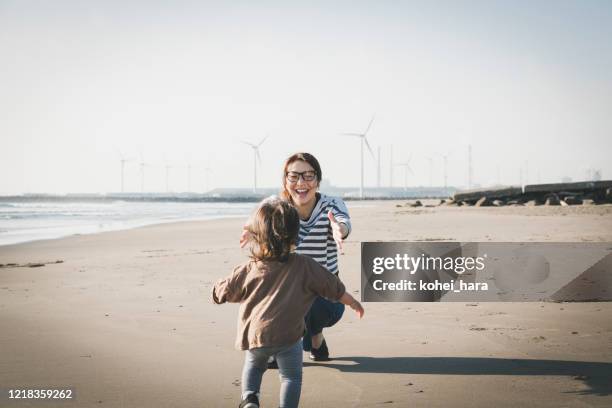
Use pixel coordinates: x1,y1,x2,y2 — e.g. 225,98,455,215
285,160,319,208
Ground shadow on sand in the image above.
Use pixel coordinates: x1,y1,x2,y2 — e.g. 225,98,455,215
305,356,612,396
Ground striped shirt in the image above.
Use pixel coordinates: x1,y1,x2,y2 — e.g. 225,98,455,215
295,193,351,275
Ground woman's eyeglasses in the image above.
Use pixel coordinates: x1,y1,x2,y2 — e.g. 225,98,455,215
286,171,317,183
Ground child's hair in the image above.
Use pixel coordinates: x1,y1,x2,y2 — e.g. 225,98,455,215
247,197,300,262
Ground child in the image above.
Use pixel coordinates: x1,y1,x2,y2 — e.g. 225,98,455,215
212,198,364,408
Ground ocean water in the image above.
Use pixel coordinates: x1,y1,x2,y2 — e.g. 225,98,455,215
0,201,257,246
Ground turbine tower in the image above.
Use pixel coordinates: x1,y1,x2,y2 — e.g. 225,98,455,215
163,157,175,193
116,150,134,194
377,146,381,188
425,156,434,187
186,162,193,193
138,153,151,193
436,149,455,195
467,144,473,189
389,144,394,188
203,167,213,194
241,135,268,194
342,115,376,199
395,155,413,192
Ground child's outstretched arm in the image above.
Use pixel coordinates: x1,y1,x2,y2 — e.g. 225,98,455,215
211,264,248,304
339,291,364,318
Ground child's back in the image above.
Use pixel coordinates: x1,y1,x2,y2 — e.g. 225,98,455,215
213,253,346,350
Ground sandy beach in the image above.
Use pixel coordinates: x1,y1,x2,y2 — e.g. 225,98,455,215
1,201,612,407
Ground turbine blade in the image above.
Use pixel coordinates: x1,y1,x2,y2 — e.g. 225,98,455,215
258,134,269,147
364,138,375,159
364,115,375,135
256,149,262,163
241,140,256,148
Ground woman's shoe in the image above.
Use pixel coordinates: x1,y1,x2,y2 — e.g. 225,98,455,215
309,339,330,361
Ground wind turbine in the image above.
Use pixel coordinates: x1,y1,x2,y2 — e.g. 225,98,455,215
202,167,213,194
395,155,413,191
138,153,152,193
425,155,434,187
436,149,456,195
377,146,381,188
241,135,268,194
389,144,394,188
186,162,196,193
116,150,134,193
467,144,473,189
163,157,176,193
342,115,376,199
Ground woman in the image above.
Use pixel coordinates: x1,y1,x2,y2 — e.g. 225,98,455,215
241,152,352,361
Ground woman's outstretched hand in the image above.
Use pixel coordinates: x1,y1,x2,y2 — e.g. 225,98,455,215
239,225,251,248
328,211,347,255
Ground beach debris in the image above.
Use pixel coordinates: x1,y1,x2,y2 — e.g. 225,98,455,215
408,200,422,207
0,260,64,269
571,331,578,334
470,327,487,331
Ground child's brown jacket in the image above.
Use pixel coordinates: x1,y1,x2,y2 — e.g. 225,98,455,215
212,253,346,350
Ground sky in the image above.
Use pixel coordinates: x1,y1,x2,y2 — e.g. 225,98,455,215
1,0,611,194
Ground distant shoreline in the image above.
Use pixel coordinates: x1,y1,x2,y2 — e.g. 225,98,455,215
0,194,447,203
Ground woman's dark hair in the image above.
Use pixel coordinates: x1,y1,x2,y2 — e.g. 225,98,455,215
247,198,300,262
280,152,322,203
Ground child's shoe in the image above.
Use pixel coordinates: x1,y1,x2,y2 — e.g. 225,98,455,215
239,393,259,408
309,339,330,361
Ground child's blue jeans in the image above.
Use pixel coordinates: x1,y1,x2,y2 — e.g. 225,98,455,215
241,339,303,408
